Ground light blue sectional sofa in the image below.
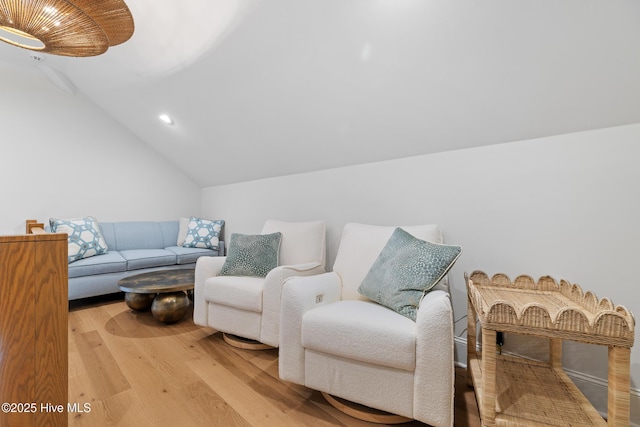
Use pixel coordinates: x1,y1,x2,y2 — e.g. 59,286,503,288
67,220,223,301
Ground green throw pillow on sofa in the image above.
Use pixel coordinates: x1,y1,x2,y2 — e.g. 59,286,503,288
220,232,282,277
358,227,461,321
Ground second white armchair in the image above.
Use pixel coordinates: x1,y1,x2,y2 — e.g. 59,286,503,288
278,223,457,426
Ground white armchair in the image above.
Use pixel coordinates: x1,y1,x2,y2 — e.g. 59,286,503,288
279,223,455,426
194,219,326,349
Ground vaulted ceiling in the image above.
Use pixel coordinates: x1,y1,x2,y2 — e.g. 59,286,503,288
2,0,640,187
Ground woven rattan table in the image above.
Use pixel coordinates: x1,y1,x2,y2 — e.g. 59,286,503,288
465,271,635,426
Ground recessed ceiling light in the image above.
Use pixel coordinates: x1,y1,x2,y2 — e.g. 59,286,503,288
159,114,174,125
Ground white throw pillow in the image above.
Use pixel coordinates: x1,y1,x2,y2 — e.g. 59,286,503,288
177,217,190,245
182,217,224,250
49,216,108,264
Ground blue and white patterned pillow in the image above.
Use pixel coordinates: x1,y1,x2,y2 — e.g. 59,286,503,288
220,232,282,277
49,216,108,264
182,217,224,250
358,227,461,321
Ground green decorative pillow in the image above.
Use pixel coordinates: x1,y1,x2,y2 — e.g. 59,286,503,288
358,227,461,321
182,217,224,250
220,232,282,277
49,216,108,264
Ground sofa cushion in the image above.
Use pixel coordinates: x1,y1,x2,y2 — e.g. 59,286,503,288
158,221,180,248
120,249,177,270
98,222,117,249
67,251,127,278
166,246,218,264
302,300,416,371
109,222,167,251
98,221,180,251
50,216,108,263
358,227,461,321
203,276,264,312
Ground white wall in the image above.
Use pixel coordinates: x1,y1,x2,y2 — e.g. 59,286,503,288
0,63,201,235
202,123,640,422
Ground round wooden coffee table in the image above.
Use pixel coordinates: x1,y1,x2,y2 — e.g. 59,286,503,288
118,269,194,324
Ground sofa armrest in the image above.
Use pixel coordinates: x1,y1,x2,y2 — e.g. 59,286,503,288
261,262,326,347
193,256,227,326
278,271,342,385
414,289,454,427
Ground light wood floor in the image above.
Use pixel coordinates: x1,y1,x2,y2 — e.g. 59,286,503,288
68,296,480,427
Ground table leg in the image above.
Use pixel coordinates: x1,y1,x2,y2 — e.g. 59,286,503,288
549,338,562,368
467,296,477,387
124,292,154,311
151,291,190,324
608,346,631,426
481,328,497,426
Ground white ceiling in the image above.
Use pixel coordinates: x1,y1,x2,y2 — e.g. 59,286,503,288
2,0,640,187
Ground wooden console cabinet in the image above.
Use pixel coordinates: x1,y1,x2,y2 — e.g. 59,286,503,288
466,271,634,426
0,233,68,427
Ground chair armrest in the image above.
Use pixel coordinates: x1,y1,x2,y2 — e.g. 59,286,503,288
261,262,326,347
414,289,455,427
278,272,342,385
193,256,227,326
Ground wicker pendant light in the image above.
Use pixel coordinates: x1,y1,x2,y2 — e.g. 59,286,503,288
0,0,134,57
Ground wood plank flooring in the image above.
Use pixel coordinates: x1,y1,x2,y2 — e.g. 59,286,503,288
68,296,480,427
